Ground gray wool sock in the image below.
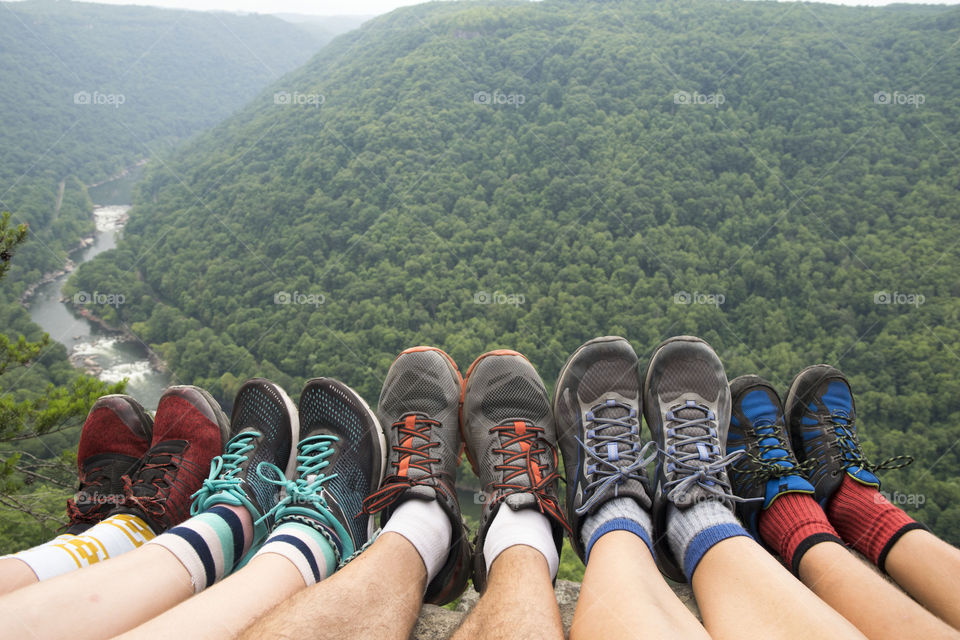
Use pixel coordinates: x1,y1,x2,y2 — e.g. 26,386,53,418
667,500,750,582
581,497,654,561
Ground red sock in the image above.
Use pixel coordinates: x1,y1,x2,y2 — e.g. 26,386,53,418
827,475,927,572
758,493,843,575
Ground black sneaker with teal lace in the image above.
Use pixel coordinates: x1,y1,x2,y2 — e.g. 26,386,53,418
727,375,815,538
259,378,385,567
190,378,298,553
785,365,912,507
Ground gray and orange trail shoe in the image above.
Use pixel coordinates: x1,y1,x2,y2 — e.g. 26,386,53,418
262,377,386,567
361,347,471,605
785,365,912,507
190,378,299,551
461,349,572,592
554,336,655,562
66,395,154,534
111,385,230,534
643,336,741,582
727,375,815,538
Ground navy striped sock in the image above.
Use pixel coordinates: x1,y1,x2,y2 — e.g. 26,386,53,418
254,522,337,586
149,506,249,593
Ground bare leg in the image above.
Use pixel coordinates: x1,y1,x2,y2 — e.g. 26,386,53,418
571,531,708,640
885,529,960,630
0,558,38,596
0,544,192,640
452,545,562,640
239,532,426,640
117,553,305,639
693,536,866,640
797,539,959,640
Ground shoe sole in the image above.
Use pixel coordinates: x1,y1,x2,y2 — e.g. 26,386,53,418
459,349,529,475
551,336,632,418
728,374,777,402
156,385,231,446
91,394,155,444
783,364,835,429
237,378,301,481
643,335,719,583
303,376,387,541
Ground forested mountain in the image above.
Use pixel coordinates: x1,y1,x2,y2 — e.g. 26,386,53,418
0,0,322,284
0,1,328,546
69,0,960,542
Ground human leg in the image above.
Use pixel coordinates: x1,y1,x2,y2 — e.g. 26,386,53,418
123,376,384,639
0,394,153,595
453,349,570,639
0,382,273,639
553,336,706,639
644,337,864,640
884,528,960,630
243,347,471,637
729,373,958,639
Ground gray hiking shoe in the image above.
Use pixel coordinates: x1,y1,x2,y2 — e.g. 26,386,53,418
643,336,742,582
554,336,655,562
360,346,471,605
461,349,571,592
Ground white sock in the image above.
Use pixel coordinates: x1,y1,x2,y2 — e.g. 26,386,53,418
483,506,559,580
6,514,155,581
382,499,452,583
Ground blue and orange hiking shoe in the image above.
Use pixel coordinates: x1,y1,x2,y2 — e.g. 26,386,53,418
785,365,912,507
66,395,154,534
111,386,230,533
262,377,386,567
190,379,299,552
461,349,572,592
554,336,655,562
361,347,471,605
727,375,815,538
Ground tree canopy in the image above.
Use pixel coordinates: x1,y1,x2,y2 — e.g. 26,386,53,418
68,0,960,543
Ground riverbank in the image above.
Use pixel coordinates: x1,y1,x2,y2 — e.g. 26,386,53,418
24,183,172,409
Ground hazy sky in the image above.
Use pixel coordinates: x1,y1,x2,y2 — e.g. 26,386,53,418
38,0,960,17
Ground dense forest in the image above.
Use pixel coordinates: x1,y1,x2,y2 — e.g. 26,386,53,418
0,0,323,284
0,1,327,549
68,0,960,544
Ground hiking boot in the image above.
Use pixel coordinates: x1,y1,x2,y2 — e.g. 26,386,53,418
554,336,655,562
727,375,815,538
66,395,153,534
112,385,229,533
461,349,571,592
643,336,742,582
362,347,471,605
785,365,912,506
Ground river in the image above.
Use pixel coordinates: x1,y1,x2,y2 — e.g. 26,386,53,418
26,172,172,410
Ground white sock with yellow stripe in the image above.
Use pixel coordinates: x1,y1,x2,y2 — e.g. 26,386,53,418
5,513,155,581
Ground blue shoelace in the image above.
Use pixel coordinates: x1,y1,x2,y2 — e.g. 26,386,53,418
576,399,656,515
662,400,747,503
